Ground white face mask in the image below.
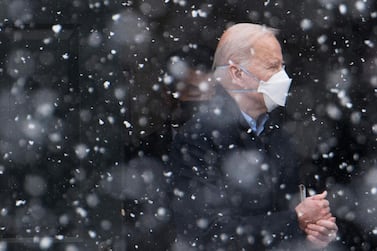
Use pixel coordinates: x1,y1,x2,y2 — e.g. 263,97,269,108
226,65,292,112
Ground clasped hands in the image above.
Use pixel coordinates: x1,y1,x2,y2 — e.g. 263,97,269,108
295,191,338,249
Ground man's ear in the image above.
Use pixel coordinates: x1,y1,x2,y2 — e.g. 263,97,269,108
228,65,244,85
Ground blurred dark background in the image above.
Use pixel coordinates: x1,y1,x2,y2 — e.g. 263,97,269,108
0,0,376,250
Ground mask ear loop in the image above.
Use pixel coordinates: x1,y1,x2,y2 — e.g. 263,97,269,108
238,65,261,83
224,59,264,93
228,59,261,83
223,60,259,93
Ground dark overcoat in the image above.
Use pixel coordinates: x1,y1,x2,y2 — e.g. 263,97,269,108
168,85,307,250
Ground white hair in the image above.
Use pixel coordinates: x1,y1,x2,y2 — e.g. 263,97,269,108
212,23,278,84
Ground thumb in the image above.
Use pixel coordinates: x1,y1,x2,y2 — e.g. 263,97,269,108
310,190,327,200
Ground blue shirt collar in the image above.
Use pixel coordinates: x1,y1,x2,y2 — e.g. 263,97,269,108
241,111,269,136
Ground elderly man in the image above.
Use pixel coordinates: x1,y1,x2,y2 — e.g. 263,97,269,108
168,23,338,250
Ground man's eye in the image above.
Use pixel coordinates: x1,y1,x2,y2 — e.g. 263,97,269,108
268,65,278,70
269,63,283,70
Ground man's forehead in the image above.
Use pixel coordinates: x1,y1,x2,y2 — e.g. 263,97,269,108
248,36,282,62
247,48,282,63
265,57,284,66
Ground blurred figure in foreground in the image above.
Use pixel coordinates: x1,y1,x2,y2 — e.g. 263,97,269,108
167,23,338,250
163,44,215,134
125,45,215,160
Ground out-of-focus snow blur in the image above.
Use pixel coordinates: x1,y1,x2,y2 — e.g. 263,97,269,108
0,0,375,250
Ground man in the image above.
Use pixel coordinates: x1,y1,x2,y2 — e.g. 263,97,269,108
167,23,338,250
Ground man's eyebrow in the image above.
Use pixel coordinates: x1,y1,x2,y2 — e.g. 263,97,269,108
267,59,284,67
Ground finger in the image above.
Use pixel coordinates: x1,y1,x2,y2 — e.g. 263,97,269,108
316,210,331,222
322,212,333,220
305,228,331,243
322,200,329,208
306,223,327,233
310,227,338,242
322,206,330,214
310,191,327,200
316,220,339,231
316,219,338,228
329,216,336,223
306,224,338,243
306,224,335,239
307,234,328,249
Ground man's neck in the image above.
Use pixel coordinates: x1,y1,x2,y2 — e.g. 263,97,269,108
239,103,266,121
228,92,267,119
